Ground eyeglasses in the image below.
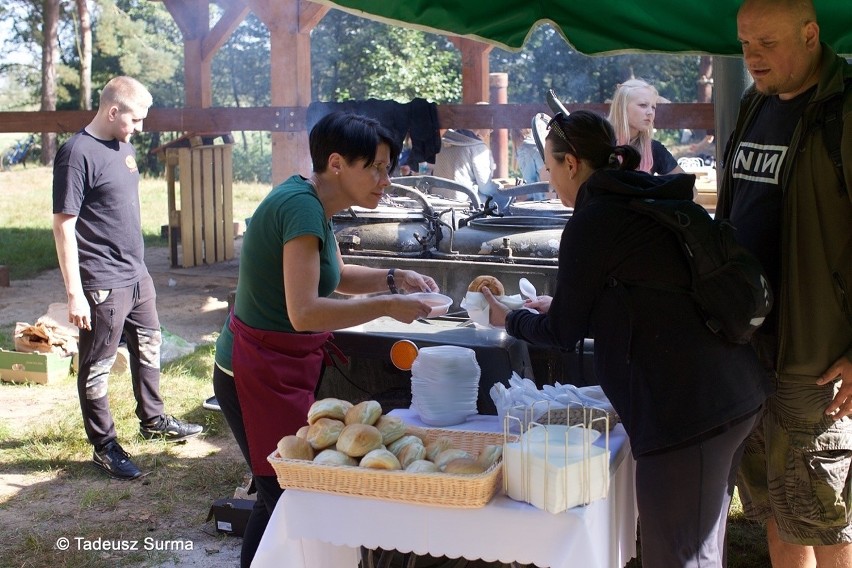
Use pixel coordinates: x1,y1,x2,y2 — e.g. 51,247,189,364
369,161,392,177
546,112,577,156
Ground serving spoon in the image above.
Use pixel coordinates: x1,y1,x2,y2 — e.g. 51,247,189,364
519,278,537,302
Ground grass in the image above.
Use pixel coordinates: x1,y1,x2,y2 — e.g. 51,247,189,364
0,165,269,280
0,345,247,568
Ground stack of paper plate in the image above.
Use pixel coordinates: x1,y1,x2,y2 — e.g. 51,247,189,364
410,346,480,426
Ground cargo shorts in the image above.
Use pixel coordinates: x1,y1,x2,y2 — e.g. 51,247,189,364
737,379,852,545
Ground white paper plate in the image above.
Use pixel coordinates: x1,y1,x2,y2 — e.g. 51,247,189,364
406,292,453,318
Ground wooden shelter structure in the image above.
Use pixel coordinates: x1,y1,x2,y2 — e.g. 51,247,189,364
0,0,716,185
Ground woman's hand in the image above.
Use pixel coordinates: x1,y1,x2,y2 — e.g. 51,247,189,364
395,269,439,293
387,295,433,324
524,295,553,314
480,287,510,327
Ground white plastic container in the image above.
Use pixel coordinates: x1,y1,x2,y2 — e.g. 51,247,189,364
410,346,480,426
503,423,610,514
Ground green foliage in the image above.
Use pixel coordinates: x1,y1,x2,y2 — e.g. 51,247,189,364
211,13,270,107
88,0,184,107
311,10,462,103
231,131,272,184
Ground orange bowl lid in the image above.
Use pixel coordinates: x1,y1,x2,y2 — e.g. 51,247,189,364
390,339,419,371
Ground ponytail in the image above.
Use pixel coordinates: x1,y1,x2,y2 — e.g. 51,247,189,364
609,144,641,171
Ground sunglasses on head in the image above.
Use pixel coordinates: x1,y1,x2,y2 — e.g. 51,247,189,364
546,112,577,155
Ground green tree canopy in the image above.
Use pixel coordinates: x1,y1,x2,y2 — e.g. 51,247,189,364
311,10,462,103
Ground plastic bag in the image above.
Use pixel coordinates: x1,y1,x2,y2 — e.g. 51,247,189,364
490,372,619,430
160,327,196,364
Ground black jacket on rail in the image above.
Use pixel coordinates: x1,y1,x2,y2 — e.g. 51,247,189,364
506,169,772,457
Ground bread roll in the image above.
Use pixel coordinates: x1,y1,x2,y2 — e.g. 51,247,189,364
306,417,344,450
468,275,505,296
424,436,454,462
313,449,358,466
360,448,402,470
307,398,353,425
434,448,473,470
477,444,503,469
405,459,439,473
295,425,310,439
388,434,424,456
396,441,427,468
276,435,314,461
374,415,406,445
344,400,383,426
336,423,384,457
442,457,487,475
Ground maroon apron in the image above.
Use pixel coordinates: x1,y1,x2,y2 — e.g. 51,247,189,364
229,312,339,476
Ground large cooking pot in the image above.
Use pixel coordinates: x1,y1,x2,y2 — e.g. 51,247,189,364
437,216,566,260
333,184,473,254
506,199,573,218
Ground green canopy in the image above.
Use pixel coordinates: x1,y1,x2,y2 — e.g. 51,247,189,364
314,0,852,55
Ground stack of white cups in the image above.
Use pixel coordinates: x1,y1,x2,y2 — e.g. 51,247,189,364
410,346,481,426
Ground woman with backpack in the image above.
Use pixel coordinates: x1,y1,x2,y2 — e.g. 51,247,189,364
481,110,772,568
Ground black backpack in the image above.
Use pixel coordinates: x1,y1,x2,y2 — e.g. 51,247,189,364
615,197,773,344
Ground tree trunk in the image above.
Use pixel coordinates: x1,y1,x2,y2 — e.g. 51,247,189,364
76,0,92,110
40,0,60,165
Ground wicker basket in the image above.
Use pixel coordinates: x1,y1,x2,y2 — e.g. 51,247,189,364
267,427,509,508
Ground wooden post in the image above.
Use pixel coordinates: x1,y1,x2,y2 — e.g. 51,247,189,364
250,0,327,184
490,73,509,179
451,38,493,104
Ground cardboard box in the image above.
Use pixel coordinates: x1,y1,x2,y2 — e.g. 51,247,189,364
0,349,72,385
207,498,253,537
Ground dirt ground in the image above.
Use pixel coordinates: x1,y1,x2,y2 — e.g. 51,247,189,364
0,244,247,567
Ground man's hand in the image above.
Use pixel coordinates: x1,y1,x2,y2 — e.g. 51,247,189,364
817,355,852,420
67,292,91,330
523,295,553,314
480,287,510,327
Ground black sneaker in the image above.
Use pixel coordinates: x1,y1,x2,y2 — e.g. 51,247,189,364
93,440,143,480
140,415,203,442
202,396,221,412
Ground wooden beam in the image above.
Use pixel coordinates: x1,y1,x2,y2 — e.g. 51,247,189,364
202,0,250,61
299,1,329,33
0,103,715,135
162,0,208,39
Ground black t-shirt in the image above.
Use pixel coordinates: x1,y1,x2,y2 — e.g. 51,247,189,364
650,140,679,175
728,87,815,334
53,130,146,289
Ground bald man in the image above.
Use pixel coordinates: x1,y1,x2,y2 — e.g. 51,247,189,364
718,1,852,566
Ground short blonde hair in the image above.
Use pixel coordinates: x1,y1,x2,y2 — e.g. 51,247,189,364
98,76,152,112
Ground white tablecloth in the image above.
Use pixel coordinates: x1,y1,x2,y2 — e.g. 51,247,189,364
252,410,637,568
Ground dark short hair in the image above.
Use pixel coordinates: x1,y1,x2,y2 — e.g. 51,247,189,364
309,112,400,173
547,110,640,171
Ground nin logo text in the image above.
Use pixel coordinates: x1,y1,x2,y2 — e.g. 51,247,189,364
731,142,788,185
